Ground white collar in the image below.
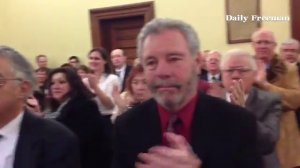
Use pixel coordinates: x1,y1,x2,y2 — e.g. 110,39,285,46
116,64,126,72
208,72,220,78
0,112,24,139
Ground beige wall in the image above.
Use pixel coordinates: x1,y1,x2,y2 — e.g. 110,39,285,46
0,0,291,67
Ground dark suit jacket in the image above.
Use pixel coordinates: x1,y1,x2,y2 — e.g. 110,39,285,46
14,111,80,168
120,65,132,92
245,87,281,168
113,92,262,168
55,97,113,168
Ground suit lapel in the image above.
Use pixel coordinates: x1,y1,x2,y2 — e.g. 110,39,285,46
190,93,212,161
138,100,161,149
245,87,257,112
14,112,40,168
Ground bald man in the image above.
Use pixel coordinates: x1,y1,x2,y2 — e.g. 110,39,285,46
110,49,132,92
252,28,300,168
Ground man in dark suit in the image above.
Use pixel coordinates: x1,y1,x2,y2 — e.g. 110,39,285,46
0,46,80,168
113,18,262,168
110,49,132,92
217,49,281,168
200,51,222,83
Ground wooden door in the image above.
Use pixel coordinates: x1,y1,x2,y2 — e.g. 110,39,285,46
90,2,154,65
101,16,144,64
291,0,300,41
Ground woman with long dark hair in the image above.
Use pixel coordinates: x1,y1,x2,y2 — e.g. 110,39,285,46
46,67,112,168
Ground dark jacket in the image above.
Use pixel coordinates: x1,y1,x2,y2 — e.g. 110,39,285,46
14,111,80,168
112,92,262,168
56,97,112,168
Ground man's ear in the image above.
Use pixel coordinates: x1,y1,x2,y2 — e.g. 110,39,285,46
19,80,32,99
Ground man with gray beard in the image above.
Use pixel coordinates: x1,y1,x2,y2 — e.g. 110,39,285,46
112,18,262,168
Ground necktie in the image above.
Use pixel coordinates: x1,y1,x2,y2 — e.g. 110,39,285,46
212,76,218,82
167,115,183,135
116,71,121,77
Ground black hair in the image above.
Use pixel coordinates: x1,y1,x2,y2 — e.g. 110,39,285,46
46,68,94,110
68,56,80,62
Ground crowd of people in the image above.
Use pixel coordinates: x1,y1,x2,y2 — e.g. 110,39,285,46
0,18,300,168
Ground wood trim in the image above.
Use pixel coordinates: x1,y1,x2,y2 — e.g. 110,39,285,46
89,1,154,48
225,0,261,44
291,0,300,41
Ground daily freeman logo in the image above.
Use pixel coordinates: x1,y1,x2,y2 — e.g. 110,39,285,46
225,15,290,23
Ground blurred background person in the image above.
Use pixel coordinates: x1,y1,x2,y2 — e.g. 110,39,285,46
198,49,210,77
84,48,120,120
110,49,132,92
35,54,51,72
200,50,222,83
35,67,49,92
280,38,300,129
280,38,300,64
34,67,50,112
45,67,112,168
111,64,152,121
252,28,300,168
77,64,91,79
68,55,81,69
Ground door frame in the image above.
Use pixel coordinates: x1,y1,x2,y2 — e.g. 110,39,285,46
291,0,300,41
89,1,154,48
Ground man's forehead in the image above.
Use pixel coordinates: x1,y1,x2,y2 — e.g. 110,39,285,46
282,43,300,49
38,57,47,61
111,49,124,56
0,58,14,76
254,32,275,41
226,57,251,66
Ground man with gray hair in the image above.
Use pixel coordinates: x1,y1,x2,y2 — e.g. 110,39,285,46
252,29,300,168
280,38,300,130
113,18,261,168
0,46,80,168
216,49,281,168
280,38,300,64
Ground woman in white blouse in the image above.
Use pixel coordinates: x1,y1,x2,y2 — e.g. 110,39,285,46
84,48,120,118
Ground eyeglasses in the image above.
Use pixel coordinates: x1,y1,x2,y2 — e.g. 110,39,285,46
0,78,22,87
222,68,253,75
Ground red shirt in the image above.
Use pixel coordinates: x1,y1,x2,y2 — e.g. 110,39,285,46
198,80,210,93
158,93,198,144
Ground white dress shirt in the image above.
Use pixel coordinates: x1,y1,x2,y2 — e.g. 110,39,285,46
115,65,126,85
0,112,24,168
83,73,121,115
207,73,221,83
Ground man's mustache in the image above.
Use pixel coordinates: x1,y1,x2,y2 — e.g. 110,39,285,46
151,80,181,90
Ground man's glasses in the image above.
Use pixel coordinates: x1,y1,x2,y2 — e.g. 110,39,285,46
222,68,253,75
0,78,22,87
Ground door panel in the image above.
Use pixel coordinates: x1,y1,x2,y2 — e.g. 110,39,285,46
90,2,154,66
291,0,300,41
100,16,144,65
